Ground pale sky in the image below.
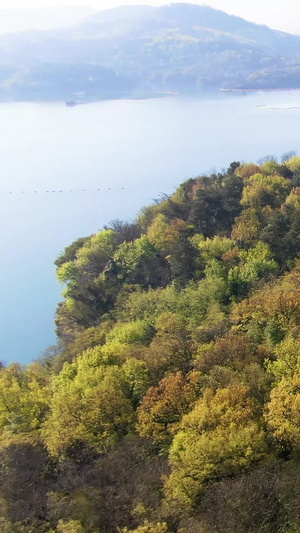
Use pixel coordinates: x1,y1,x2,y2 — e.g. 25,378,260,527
0,0,298,34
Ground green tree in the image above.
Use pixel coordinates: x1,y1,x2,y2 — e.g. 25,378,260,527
114,236,170,288
287,156,300,173
267,336,300,383
241,173,291,209
107,321,154,346
42,365,134,456
228,242,277,298
0,363,50,438
231,208,262,246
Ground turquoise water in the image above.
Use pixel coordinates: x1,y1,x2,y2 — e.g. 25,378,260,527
1,92,300,364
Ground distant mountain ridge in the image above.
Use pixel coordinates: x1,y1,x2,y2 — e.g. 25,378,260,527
1,3,300,101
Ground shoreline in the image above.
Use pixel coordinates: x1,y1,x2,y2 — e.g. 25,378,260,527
220,87,300,93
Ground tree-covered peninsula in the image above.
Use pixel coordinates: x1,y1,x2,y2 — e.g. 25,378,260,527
4,155,300,531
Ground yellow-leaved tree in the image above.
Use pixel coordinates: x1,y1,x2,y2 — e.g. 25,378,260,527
163,385,268,515
0,362,50,442
120,521,169,533
266,372,300,455
42,361,134,456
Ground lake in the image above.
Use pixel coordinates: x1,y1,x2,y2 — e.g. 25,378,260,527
1,90,300,365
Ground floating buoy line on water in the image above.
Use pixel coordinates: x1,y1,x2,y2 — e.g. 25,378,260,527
0,187,127,194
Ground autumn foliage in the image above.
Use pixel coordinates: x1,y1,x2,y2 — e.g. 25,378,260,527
3,156,300,531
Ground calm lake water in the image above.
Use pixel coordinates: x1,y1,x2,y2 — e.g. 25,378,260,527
1,90,300,365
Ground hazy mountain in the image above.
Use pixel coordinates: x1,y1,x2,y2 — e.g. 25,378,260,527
1,3,300,101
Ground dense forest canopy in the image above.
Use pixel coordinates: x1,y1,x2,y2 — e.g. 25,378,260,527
4,153,300,531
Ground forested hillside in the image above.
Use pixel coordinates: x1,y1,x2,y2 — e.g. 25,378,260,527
4,154,300,531
2,4,300,99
